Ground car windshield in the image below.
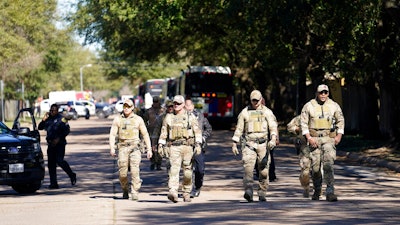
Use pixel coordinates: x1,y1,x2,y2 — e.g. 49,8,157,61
0,122,11,134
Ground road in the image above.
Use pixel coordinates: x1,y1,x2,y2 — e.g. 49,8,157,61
1,115,399,225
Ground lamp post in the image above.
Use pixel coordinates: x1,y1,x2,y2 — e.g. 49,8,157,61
80,64,92,92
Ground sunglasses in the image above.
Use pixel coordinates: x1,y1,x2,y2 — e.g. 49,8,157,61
173,102,182,105
123,104,132,109
251,99,260,102
319,90,329,95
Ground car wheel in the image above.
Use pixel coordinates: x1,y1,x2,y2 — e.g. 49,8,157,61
97,111,105,119
12,181,42,194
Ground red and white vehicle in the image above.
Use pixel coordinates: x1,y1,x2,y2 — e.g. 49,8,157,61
175,66,235,127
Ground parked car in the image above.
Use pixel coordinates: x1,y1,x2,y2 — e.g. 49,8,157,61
78,100,96,116
56,101,90,119
95,102,114,119
39,99,50,116
0,108,45,194
113,100,124,113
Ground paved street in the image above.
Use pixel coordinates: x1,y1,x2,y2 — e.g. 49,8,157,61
1,115,399,225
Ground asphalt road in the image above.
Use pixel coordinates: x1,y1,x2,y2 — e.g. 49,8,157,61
1,115,399,225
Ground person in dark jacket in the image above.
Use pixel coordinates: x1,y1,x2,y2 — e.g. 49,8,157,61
185,99,212,198
38,104,76,189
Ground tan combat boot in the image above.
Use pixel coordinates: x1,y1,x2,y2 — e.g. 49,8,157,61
183,193,192,202
131,193,139,201
167,193,178,203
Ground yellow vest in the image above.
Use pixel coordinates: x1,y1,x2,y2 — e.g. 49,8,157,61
310,99,332,130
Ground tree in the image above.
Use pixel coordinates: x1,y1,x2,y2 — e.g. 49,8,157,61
70,0,400,142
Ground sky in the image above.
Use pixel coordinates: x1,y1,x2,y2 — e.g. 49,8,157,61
56,0,101,52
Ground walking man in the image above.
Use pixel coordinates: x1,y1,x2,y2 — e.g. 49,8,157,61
158,95,202,203
232,90,278,202
185,99,212,198
143,96,163,170
109,99,153,200
300,84,345,202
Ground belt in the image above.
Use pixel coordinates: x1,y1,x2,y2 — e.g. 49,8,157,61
170,137,195,146
309,129,330,137
171,140,188,146
118,141,138,147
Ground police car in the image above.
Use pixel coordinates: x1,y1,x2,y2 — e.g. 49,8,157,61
0,108,45,194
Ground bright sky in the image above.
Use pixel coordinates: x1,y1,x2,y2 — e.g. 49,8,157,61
56,0,101,52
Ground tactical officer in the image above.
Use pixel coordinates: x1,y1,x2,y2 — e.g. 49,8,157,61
185,99,212,198
152,99,175,172
158,95,202,203
109,99,153,201
143,96,163,170
232,90,278,202
38,104,76,189
287,115,311,197
300,84,345,202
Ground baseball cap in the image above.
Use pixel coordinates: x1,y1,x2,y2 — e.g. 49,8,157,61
250,90,262,101
317,84,329,92
123,99,134,107
165,100,174,107
173,95,185,104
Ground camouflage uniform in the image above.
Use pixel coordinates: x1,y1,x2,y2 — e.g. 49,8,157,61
158,109,202,202
287,115,312,197
143,101,164,170
109,112,151,199
232,90,278,202
300,84,345,201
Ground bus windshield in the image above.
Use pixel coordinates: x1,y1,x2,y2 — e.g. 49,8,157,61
185,72,233,96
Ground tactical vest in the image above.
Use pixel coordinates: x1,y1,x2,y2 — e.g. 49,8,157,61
168,113,192,140
118,116,139,140
246,108,269,133
309,99,332,130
